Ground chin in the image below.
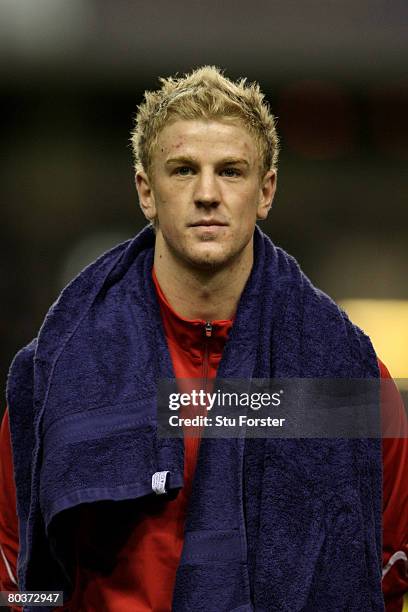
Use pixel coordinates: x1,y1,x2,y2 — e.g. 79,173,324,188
183,244,237,270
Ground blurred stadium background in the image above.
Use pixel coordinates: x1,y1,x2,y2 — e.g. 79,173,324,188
1,0,408,414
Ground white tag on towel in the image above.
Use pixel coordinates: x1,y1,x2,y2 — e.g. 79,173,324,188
152,470,170,495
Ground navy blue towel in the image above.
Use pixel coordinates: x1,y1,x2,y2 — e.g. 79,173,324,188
7,225,383,611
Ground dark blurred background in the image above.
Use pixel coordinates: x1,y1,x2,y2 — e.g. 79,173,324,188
1,0,408,414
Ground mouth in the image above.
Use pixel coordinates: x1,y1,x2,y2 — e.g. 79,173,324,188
188,220,228,227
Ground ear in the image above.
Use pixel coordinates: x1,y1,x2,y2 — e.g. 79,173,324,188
135,170,157,223
256,169,277,221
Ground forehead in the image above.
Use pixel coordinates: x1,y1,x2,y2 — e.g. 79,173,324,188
153,119,259,165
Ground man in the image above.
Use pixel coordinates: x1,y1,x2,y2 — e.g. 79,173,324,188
1,66,407,611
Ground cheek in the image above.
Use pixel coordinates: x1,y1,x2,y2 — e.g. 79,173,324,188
235,191,260,221
156,186,186,220
156,200,186,242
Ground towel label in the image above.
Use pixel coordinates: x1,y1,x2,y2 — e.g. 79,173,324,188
152,470,170,495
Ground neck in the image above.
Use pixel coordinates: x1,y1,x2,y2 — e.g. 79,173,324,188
153,236,254,321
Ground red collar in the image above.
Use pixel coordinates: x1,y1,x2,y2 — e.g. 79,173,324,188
152,268,233,360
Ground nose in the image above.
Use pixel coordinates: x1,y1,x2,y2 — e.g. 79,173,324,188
193,169,221,209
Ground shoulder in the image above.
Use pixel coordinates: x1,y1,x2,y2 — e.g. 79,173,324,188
274,244,378,376
6,338,37,408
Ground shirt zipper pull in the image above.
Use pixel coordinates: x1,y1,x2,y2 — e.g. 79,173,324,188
204,321,213,338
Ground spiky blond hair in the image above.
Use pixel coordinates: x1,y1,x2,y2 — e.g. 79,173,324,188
131,66,279,177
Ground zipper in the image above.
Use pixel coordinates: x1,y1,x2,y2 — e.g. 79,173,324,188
202,321,213,389
182,321,213,497
205,321,213,338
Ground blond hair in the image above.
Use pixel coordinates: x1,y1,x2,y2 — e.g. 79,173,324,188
131,66,279,177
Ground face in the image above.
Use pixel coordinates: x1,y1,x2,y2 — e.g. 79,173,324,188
136,119,276,271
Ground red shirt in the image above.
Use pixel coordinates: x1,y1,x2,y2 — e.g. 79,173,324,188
0,271,407,611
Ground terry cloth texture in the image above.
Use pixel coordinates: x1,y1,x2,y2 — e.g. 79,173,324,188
7,225,383,612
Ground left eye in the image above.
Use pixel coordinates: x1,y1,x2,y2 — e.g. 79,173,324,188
221,168,240,177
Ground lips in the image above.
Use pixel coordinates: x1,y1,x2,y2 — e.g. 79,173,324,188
189,220,228,227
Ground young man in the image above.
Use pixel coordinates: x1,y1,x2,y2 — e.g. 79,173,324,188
1,67,407,611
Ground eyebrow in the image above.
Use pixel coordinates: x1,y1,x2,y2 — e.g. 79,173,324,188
165,156,250,167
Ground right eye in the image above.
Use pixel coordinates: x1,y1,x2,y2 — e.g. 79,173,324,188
174,166,194,176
